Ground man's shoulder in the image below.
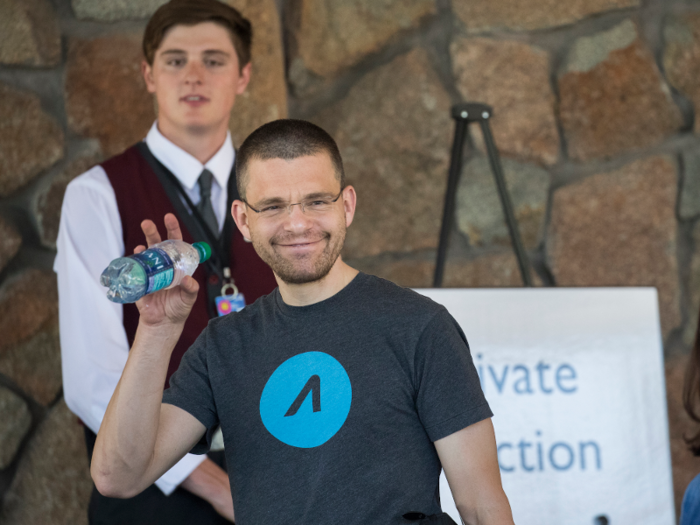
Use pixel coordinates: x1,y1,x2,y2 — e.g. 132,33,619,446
64,163,114,204
66,144,145,195
355,273,446,319
100,143,147,178
682,472,700,524
359,273,441,304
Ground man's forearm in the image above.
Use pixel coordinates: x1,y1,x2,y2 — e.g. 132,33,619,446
436,420,514,525
91,321,183,498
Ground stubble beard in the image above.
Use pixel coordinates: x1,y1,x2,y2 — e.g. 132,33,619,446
251,225,346,285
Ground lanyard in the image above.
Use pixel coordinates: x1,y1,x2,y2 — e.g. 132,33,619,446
136,142,240,316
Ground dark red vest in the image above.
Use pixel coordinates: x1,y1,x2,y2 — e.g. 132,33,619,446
102,145,277,386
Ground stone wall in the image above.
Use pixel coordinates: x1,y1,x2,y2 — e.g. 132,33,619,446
0,0,699,521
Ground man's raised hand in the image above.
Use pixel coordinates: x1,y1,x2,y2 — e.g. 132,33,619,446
92,213,208,499
134,213,199,327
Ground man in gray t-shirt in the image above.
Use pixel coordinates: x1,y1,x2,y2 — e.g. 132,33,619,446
165,272,492,524
91,120,515,525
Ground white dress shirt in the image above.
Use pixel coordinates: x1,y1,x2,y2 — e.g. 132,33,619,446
55,122,234,495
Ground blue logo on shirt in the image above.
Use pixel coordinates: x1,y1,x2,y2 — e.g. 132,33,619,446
259,352,352,448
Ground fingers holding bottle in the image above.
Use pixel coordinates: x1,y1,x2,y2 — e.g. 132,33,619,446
163,213,183,241
141,219,162,247
167,275,200,324
140,214,183,248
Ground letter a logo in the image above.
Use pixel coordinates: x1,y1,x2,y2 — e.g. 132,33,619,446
260,352,352,448
285,375,321,417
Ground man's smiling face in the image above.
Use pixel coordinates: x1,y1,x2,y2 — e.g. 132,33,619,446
237,153,354,285
142,21,251,137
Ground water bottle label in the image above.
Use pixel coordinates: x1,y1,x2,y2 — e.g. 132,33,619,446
132,248,175,294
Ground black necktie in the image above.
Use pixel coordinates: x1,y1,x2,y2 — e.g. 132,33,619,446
197,169,219,238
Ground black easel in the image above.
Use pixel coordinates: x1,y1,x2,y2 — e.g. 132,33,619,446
433,102,533,288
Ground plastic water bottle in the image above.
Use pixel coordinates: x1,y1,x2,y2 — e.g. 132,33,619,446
100,240,211,303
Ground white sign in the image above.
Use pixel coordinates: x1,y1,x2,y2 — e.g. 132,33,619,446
416,288,675,525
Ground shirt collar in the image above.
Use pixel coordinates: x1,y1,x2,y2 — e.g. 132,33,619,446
144,121,235,191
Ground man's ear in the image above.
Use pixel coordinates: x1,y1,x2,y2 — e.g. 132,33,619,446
236,62,252,95
342,185,357,228
142,60,156,94
231,200,252,241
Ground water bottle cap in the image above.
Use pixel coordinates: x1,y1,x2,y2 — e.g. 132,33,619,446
193,242,211,263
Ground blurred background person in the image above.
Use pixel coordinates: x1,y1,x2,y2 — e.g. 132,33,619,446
682,309,700,525
54,0,276,523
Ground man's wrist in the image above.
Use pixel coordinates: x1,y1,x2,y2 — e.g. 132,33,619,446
134,321,185,353
137,319,185,335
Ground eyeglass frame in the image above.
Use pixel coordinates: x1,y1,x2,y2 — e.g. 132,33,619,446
242,188,345,218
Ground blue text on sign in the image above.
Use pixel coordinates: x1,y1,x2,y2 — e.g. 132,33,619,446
476,355,577,395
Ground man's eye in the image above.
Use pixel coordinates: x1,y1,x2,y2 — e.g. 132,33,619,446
307,200,329,207
261,205,281,213
167,59,185,67
205,59,223,67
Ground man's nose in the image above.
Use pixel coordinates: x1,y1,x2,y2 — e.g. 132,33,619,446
184,61,204,84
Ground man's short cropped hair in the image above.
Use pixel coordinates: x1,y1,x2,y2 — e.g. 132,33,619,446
143,0,252,68
236,119,346,200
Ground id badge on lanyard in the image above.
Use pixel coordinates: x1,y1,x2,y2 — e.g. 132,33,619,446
215,267,246,316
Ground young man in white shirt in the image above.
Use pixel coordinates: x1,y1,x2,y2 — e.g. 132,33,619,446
55,1,276,523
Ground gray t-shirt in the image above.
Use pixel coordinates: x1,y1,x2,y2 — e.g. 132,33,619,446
163,272,491,524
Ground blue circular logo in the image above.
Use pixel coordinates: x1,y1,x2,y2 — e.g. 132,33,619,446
260,352,352,448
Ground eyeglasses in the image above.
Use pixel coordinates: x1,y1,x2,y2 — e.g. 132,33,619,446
244,189,343,220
